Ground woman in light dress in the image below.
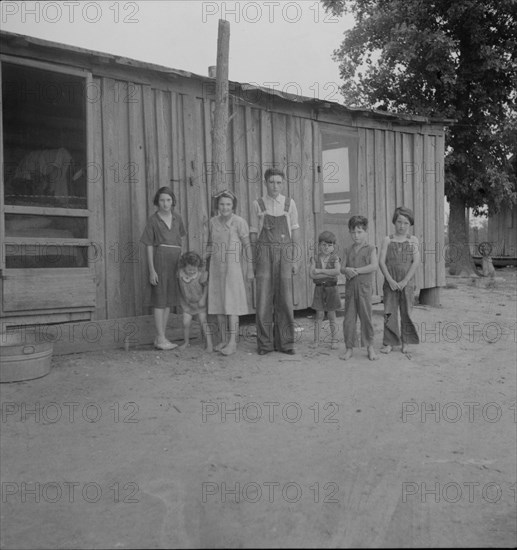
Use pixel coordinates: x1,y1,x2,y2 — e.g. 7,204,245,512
207,190,254,355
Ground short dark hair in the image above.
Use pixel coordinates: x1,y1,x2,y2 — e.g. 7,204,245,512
348,215,368,231
153,186,176,207
179,251,203,269
392,206,414,225
264,168,285,181
318,230,336,244
214,190,238,211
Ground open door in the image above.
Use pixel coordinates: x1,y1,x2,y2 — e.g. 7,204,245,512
1,58,96,326
319,125,359,263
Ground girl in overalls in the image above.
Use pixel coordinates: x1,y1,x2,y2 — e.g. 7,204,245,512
379,206,421,357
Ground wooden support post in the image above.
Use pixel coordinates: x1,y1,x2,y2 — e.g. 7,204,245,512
211,19,230,201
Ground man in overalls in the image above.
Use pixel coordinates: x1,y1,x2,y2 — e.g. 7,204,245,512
250,168,301,355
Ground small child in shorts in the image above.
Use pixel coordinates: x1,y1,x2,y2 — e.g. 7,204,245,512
309,231,342,349
177,252,213,352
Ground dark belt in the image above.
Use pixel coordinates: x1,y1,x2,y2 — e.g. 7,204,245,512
315,281,337,287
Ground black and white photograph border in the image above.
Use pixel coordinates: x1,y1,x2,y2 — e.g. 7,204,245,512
1,1,516,548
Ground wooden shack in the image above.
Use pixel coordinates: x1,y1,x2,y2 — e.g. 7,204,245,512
0,31,447,353
486,205,517,263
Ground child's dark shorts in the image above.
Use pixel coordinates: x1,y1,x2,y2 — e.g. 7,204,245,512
311,282,342,312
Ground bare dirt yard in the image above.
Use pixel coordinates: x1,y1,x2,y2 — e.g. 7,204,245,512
1,268,516,549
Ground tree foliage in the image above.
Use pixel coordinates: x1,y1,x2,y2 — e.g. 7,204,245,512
321,0,517,216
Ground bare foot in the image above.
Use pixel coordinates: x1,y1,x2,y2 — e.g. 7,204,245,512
309,342,320,349
214,342,226,352
367,346,379,361
331,341,339,350
380,345,392,354
339,349,353,361
401,344,412,359
178,342,190,351
155,339,178,350
220,344,236,356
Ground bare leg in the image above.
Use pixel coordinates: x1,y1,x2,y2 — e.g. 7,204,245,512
340,347,353,361
198,311,213,352
154,307,177,349
328,311,339,350
178,313,192,350
154,307,166,344
221,315,238,355
215,314,226,351
309,311,324,348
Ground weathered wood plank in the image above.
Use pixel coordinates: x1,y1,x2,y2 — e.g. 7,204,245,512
435,133,446,286
394,132,403,207
413,133,424,290
287,115,303,307
203,98,214,218
89,76,106,320
101,77,122,318
115,81,134,317
385,130,396,233
272,113,288,182
3,271,96,311
260,110,273,174
143,84,158,212
374,129,387,244
128,82,148,316
182,94,203,254
365,129,376,240
194,97,209,252
301,117,316,306
401,133,414,209
233,104,249,220
357,128,368,219
422,134,437,288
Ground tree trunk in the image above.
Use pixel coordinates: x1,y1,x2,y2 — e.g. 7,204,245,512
447,196,477,275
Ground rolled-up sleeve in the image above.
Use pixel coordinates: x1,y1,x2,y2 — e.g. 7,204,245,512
140,217,156,246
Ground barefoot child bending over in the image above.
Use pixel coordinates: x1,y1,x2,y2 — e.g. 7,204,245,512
309,231,342,349
177,252,213,352
340,216,379,361
379,206,420,357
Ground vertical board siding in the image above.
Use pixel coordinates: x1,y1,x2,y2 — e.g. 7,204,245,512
412,133,424,291
115,82,133,317
182,94,204,254
287,115,304,307
300,118,316,306
128,82,147,316
92,76,446,321
233,104,249,219
401,133,414,209
90,76,106,320
101,77,122,318
488,206,517,257
356,127,444,295
423,135,437,288
435,133,446,286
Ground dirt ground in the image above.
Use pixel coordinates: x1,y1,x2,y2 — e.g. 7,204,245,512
1,268,516,549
